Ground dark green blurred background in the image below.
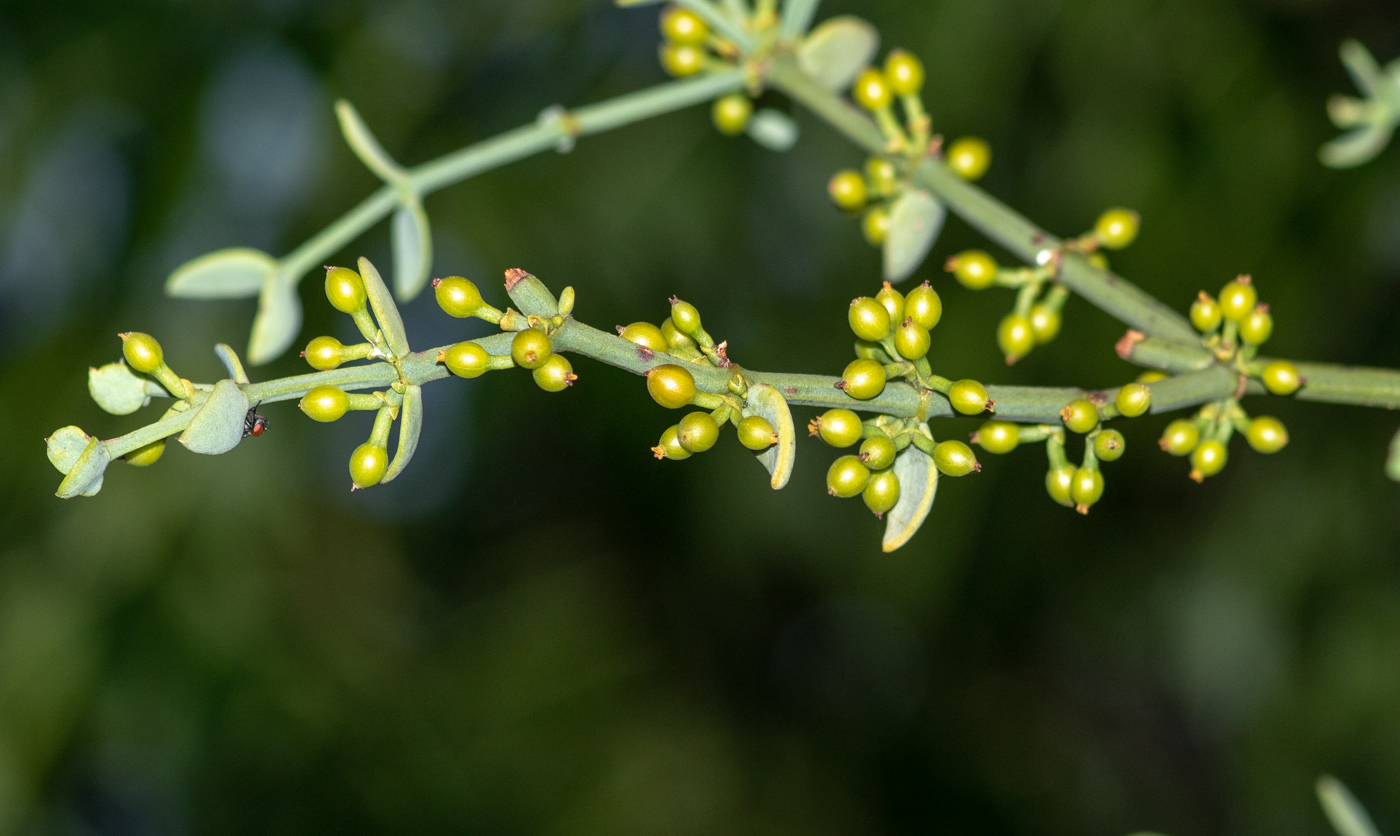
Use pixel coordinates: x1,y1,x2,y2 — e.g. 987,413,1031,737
2,0,1400,832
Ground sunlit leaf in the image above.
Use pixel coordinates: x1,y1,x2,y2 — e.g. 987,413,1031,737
884,189,945,282
1320,123,1395,169
247,279,303,365
88,363,166,415
167,248,278,299
741,384,795,490
392,200,433,301
47,426,94,475
745,109,800,152
358,257,411,359
215,344,250,385
883,427,937,552
1317,776,1381,836
57,437,110,498
178,379,249,455
382,384,422,484
797,16,879,91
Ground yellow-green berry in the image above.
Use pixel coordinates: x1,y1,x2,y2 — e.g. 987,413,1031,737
998,314,1035,362
1060,399,1099,434
862,206,890,246
300,385,350,422
1093,429,1125,462
863,470,901,515
947,250,997,290
435,276,483,318
841,358,887,400
304,336,345,371
1261,360,1302,396
1190,292,1222,332
875,282,905,324
660,43,705,77
884,49,925,96
829,170,868,212
325,266,367,313
1095,208,1140,250
444,342,491,378
1190,439,1228,481
1239,305,1273,345
975,421,1019,454
1115,382,1152,418
620,322,669,353
827,454,871,498
124,438,166,467
853,68,892,110
1218,277,1257,321
660,6,708,44
120,332,164,374
859,436,897,471
848,296,891,341
1029,304,1061,344
934,440,979,477
815,408,863,448
948,379,991,415
946,137,991,181
1246,416,1289,454
647,364,697,409
737,415,776,451
1071,468,1104,511
511,329,553,370
654,425,692,461
893,318,931,360
677,412,720,453
349,443,388,489
1046,465,1075,507
866,157,899,195
1159,419,1200,456
712,94,752,136
533,355,576,392
905,283,942,330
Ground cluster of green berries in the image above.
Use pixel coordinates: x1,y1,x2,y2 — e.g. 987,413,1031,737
813,409,976,517
1159,408,1289,482
658,6,722,78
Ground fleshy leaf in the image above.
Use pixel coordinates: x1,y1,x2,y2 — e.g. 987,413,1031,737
215,344,250,385
382,384,422,484
1317,776,1381,836
504,269,560,318
335,99,405,184
166,248,278,299
247,278,303,365
358,257,410,358
178,379,249,455
1340,40,1385,101
88,363,166,415
883,427,938,552
745,109,800,152
57,437,110,498
1388,426,1400,482
1320,123,1395,169
797,16,879,91
884,189,945,282
392,200,433,301
741,384,795,490
47,426,94,475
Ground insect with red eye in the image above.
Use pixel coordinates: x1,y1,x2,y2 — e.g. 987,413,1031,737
243,402,269,438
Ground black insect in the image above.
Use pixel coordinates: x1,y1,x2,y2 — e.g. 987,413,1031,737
243,402,268,438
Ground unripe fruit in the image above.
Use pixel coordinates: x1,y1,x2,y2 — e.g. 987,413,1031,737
669,299,703,337
1190,292,1222,332
1029,304,1061,344
1046,465,1075,507
894,318,931,360
647,364,697,409
862,206,890,246
1190,439,1228,481
349,442,388,489
841,358,887,400
904,283,942,330
533,355,576,392
737,415,776,450
656,425,692,460
1093,429,1125,462
444,342,491,378
945,137,991,181
304,336,345,371
934,440,979,477
300,385,350,423
325,266,367,313
1218,278,1257,321
975,420,1019,454
1160,419,1200,456
677,412,720,453
1115,382,1152,418
435,276,483,318
1095,208,1140,250
660,43,705,77
120,332,164,374
511,329,553,370
948,250,997,289
848,297,891,341
875,283,905,324
1246,416,1289,454
859,436,897,471
998,314,1035,361
866,157,898,195
853,68,893,110
816,408,863,448
1060,399,1099,434
827,455,871,498
1137,370,1169,384
1239,305,1273,345
661,318,697,352
1261,360,1302,396
884,49,925,96
620,322,669,353
712,94,752,136
125,438,166,467
948,379,991,415
660,6,708,44
1071,468,1105,509
829,170,868,212
863,470,901,515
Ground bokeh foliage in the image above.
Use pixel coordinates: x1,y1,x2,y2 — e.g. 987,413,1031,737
3,0,1400,832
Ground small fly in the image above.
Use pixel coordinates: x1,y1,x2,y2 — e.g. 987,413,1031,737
243,402,269,437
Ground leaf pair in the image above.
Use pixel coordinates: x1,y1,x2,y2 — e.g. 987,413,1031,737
1321,40,1400,169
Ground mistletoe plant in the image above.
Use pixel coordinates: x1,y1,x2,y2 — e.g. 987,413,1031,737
45,0,1400,552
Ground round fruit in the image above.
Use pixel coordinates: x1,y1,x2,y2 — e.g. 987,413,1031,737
1137,370,1169,384
816,408,863,448
862,206,890,246
1239,306,1273,345
998,314,1035,361
304,336,344,371
670,300,703,337
866,157,898,195
842,358,887,400
1029,304,1061,344
1261,360,1302,396
1115,382,1152,418
848,297,891,341
125,438,166,467
905,283,942,330
875,283,905,324
120,332,164,374
533,355,575,392
1095,208,1140,250
712,94,752,135
737,415,776,450
1190,292,1222,332
435,276,483,318
660,6,707,44
646,364,697,409
1246,416,1289,454
1060,399,1099,434
1071,468,1105,508
656,425,692,460
300,385,350,423
511,329,553,370
1093,429,1125,462
1159,419,1200,456
948,379,990,416
946,137,991,181
661,319,697,352
1046,465,1075,507
672,412,716,453
949,250,997,290
829,170,868,212
660,43,704,77
975,420,1019,454
1218,278,1257,321
859,436,897,471
827,455,871,498
620,322,669,353
325,266,367,314
894,318,931,360
884,49,925,96
853,68,893,110
349,443,388,489
1190,439,1228,480
934,440,978,477
444,342,491,378
863,470,901,515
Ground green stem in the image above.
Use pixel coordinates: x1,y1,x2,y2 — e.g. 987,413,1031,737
778,0,821,42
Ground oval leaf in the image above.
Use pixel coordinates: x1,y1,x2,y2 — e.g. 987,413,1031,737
247,279,303,365
358,257,410,359
57,437,111,498
214,344,250,385
1321,124,1395,169
797,16,879,91
741,384,795,490
167,248,277,299
392,200,433,301
883,427,938,552
382,384,422,484
88,363,165,415
335,99,404,184
1317,776,1381,836
884,189,946,283
47,426,94,475
745,109,800,152
178,379,249,455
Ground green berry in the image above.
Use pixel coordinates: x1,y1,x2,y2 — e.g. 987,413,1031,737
300,385,350,422
712,94,752,136
124,438,166,467
946,137,991,181
875,282,905,324
815,408,863,448
511,329,553,370
841,358,887,400
862,206,889,246
866,157,898,196
533,355,576,392
863,469,901,515
304,336,344,371
1071,468,1104,510
1029,304,1061,344
853,68,893,110
1246,416,1289,454
325,266,367,314
1046,465,1075,507
1088,252,1110,270
1137,370,1169,384
883,49,925,96
829,170,868,212
859,436,897,471
444,342,491,378
934,440,979,477
998,314,1035,362
1095,208,1140,250
1159,419,1200,456
654,425,692,460
948,250,997,290
435,276,483,318
827,455,871,498
893,318,931,360
647,364,697,409
620,322,669,353
1060,399,1099,434
904,283,942,330
848,297,891,341
1190,292,1222,332
975,420,1019,454
1190,439,1228,481
120,332,164,374
1261,360,1302,396
349,442,388,489
660,6,708,44
660,43,705,77
1218,277,1257,321
1115,383,1152,418
661,318,697,352
1093,429,1125,462
948,379,991,416
1239,305,1273,345
677,412,720,453
737,415,776,450
669,299,703,337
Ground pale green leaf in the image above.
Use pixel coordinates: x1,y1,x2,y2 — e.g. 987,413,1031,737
382,384,422,484
1318,776,1381,836
358,257,410,358
1340,40,1385,101
883,427,938,552
247,279,303,365
47,426,94,475
178,379,249,455
505,269,560,318
166,247,277,299
884,189,945,282
88,363,166,415
1320,123,1395,169
797,16,879,91
741,384,795,490
335,99,405,184
57,437,110,498
779,0,822,40
745,109,800,152
215,344,250,385
392,200,433,301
